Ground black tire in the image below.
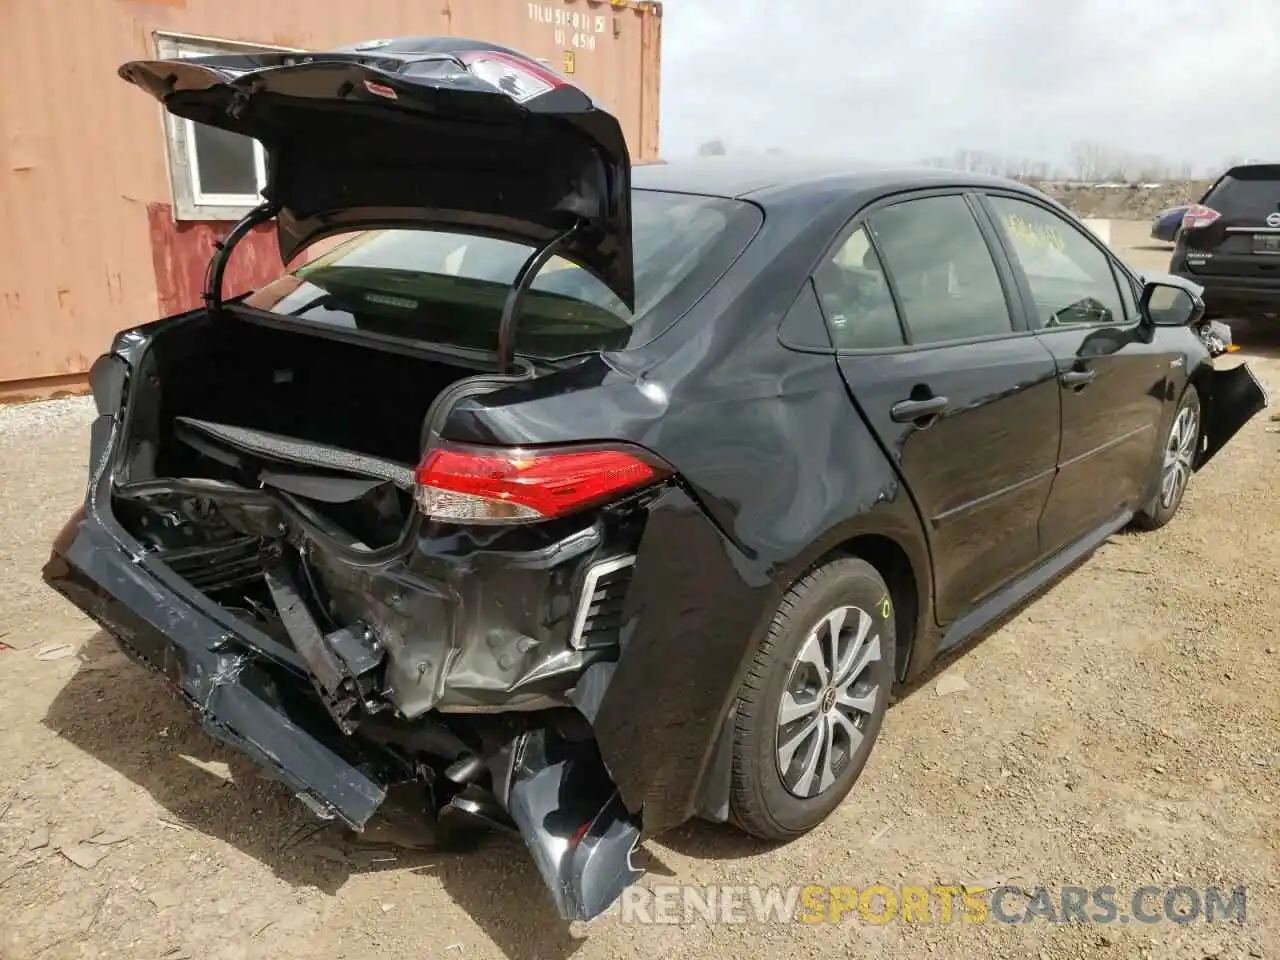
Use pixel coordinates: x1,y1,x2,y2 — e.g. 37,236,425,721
1133,384,1201,531
729,557,896,840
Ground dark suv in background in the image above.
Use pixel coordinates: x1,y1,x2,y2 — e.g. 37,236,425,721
1170,163,1280,320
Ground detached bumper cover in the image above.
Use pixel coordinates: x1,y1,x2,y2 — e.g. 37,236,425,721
46,498,651,921
1200,361,1270,467
44,500,392,829
46,497,651,921
500,729,644,921
43,413,393,828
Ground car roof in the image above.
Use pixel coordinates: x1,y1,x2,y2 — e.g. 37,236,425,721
1219,162,1280,180
631,157,1034,206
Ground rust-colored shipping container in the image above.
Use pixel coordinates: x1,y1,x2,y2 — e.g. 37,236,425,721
0,0,662,400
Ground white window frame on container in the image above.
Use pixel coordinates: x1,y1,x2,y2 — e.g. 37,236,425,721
154,31,302,221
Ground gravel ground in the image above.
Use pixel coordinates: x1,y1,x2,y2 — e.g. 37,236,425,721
1,301,1277,959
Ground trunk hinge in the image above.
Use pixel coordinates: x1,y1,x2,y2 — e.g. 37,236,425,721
496,220,583,374
202,201,280,312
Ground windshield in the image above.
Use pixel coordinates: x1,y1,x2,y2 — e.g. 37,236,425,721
242,190,760,359
1203,165,1280,221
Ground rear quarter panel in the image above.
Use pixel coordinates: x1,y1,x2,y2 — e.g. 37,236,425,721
442,199,934,831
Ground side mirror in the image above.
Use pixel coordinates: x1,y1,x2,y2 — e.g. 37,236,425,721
1140,279,1205,327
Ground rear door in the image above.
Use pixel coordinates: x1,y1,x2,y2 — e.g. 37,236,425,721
979,192,1173,552
1182,165,1280,281
822,191,1061,623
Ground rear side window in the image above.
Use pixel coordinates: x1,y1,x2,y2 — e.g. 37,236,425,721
988,196,1125,329
1203,165,1280,221
242,191,761,359
813,226,904,349
865,195,1013,345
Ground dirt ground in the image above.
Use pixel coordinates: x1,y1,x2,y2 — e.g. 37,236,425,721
1,240,1277,960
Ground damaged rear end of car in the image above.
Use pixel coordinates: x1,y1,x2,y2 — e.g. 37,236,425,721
43,37,760,922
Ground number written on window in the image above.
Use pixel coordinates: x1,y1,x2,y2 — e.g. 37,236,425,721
988,196,1125,328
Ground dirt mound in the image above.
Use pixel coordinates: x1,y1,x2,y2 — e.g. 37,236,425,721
1033,180,1212,219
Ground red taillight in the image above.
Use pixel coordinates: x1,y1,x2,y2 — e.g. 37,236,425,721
458,49,568,104
415,444,669,524
1181,204,1222,231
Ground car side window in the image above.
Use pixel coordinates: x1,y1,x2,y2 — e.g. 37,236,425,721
987,196,1127,329
865,195,1014,345
812,226,905,349
1113,263,1140,322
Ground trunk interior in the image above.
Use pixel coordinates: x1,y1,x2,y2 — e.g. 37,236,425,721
116,310,504,552
107,308,629,760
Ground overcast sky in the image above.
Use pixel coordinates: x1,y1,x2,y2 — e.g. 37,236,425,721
658,0,1280,174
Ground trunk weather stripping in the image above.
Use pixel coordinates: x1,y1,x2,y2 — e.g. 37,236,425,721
496,220,582,374
203,201,278,312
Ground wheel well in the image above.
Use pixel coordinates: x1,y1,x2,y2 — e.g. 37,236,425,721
827,534,919,681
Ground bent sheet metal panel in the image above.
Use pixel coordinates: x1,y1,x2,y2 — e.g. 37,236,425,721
586,487,777,831
1200,362,1270,466
45,507,390,830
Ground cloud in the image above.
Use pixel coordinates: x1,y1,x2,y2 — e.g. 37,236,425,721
658,0,1280,172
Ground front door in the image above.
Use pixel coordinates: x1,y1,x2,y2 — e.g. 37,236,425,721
818,192,1062,623
980,193,1173,552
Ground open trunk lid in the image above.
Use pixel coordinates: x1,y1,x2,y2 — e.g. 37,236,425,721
120,36,636,308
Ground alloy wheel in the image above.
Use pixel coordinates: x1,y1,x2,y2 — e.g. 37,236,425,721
1161,404,1198,510
775,604,882,798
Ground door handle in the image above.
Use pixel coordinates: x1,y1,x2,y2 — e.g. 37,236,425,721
1060,368,1097,389
891,395,949,423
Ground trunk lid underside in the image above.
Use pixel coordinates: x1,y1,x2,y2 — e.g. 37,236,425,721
120,37,636,308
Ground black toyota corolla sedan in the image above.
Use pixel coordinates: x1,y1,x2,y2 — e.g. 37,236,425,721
44,38,1268,923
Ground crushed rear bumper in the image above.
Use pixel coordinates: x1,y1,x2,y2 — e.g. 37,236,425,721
44,480,648,920
44,501,393,828
41,413,665,921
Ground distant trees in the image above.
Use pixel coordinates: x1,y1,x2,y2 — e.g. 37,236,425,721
923,142,1221,183
924,150,1053,179
1064,142,1243,182
1065,141,1182,182
691,136,1224,183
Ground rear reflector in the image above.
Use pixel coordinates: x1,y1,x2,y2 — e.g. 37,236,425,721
415,444,670,524
1181,204,1223,231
